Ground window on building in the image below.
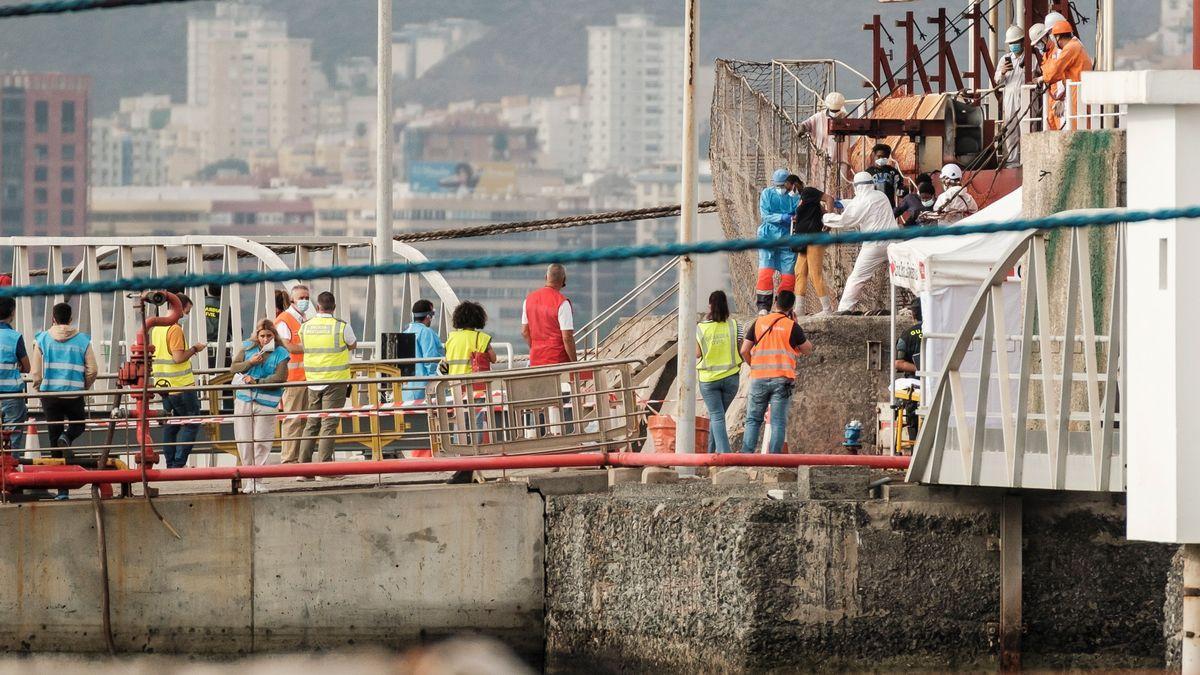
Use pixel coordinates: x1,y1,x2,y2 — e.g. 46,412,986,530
34,166,47,182
34,188,47,204
61,188,74,205
61,102,75,134
61,144,74,161
34,144,48,160
33,210,47,226
34,101,48,133
61,209,74,227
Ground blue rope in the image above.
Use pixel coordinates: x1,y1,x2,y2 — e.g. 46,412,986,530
2,205,1196,300
0,0,207,18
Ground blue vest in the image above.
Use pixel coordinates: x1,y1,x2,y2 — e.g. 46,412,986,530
234,341,290,409
0,326,24,393
35,331,90,392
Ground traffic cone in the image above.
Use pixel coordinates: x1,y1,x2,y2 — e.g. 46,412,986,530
24,422,39,458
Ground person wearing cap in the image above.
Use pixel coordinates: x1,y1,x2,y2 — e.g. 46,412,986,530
823,171,898,314
402,299,444,402
1038,19,1092,130
997,25,1028,166
754,168,802,314
929,163,979,224
798,92,848,191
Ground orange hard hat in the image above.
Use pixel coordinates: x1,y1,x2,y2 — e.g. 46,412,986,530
1051,20,1073,36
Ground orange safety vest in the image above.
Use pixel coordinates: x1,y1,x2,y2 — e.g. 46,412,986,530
748,313,799,380
274,309,306,382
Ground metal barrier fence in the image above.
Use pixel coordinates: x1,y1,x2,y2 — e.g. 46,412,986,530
0,358,647,479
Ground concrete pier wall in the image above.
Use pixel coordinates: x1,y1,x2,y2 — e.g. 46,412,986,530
0,483,545,660
545,481,1175,672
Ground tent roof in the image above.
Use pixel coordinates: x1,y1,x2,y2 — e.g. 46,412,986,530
887,187,1025,292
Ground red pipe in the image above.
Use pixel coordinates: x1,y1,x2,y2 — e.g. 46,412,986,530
2,453,909,489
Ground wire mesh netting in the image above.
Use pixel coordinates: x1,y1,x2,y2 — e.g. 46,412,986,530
710,60,887,315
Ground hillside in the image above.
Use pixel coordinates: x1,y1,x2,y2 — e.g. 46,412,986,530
0,0,1161,114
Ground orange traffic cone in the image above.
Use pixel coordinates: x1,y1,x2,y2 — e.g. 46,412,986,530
24,422,39,457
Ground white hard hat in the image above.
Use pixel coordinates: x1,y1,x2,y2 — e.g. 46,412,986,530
1027,22,1048,44
824,91,846,112
1005,25,1024,44
1043,11,1066,29
852,171,874,186
940,163,963,181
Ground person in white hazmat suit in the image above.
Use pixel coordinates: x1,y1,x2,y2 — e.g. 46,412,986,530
798,92,848,191
823,172,899,314
997,25,1027,167
931,163,979,224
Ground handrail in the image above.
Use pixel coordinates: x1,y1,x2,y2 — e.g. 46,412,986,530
575,258,679,346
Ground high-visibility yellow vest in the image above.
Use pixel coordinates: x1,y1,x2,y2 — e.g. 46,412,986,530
696,319,741,383
443,329,491,376
150,325,195,388
300,315,351,382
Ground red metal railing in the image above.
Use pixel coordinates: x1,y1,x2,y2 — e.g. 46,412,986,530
3,452,910,489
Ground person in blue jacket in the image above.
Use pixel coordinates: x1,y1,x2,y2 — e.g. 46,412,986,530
754,169,801,314
402,299,445,402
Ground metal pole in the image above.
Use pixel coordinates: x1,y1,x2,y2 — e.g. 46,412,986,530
1184,544,1200,672
1101,0,1115,71
988,0,1000,65
1195,0,1200,70
374,0,395,358
675,0,699,466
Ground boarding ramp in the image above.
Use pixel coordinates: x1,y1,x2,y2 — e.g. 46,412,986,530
906,216,1124,492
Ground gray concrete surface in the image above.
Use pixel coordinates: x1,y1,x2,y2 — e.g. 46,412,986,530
0,482,545,661
545,482,1175,672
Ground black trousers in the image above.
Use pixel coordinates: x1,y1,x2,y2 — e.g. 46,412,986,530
41,396,86,458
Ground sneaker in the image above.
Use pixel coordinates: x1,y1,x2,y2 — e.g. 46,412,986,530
54,490,69,501
240,483,254,494
253,482,270,493
295,476,315,482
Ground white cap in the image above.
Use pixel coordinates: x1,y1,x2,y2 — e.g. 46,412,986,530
824,91,846,113
852,171,874,186
1028,22,1048,44
1005,25,1024,43
940,163,963,181
1043,11,1066,29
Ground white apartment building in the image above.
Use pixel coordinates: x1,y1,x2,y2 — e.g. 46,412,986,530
501,85,588,176
392,18,488,81
91,120,167,187
187,2,313,165
586,14,683,173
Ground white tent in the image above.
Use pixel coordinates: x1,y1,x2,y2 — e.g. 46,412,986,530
886,187,1026,427
887,187,1025,294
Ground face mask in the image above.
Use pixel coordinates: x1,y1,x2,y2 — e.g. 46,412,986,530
295,299,310,314
1009,43,1022,55
776,187,787,194
921,199,935,208
874,158,888,168
261,339,276,352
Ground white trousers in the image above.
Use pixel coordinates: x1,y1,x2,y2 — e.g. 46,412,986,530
234,398,275,467
837,243,891,313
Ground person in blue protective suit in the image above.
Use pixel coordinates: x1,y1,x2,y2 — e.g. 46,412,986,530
402,299,445,402
754,168,801,314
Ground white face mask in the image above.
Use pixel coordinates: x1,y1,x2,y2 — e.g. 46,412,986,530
874,158,888,167
921,199,935,208
295,299,311,314
776,186,788,194
261,339,276,352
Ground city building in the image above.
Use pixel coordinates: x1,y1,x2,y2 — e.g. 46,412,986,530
392,18,488,81
500,85,588,177
586,14,683,173
187,1,314,166
0,72,90,237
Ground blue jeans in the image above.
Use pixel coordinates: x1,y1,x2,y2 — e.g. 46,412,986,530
1,396,27,452
699,374,739,454
161,390,201,468
742,377,793,454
